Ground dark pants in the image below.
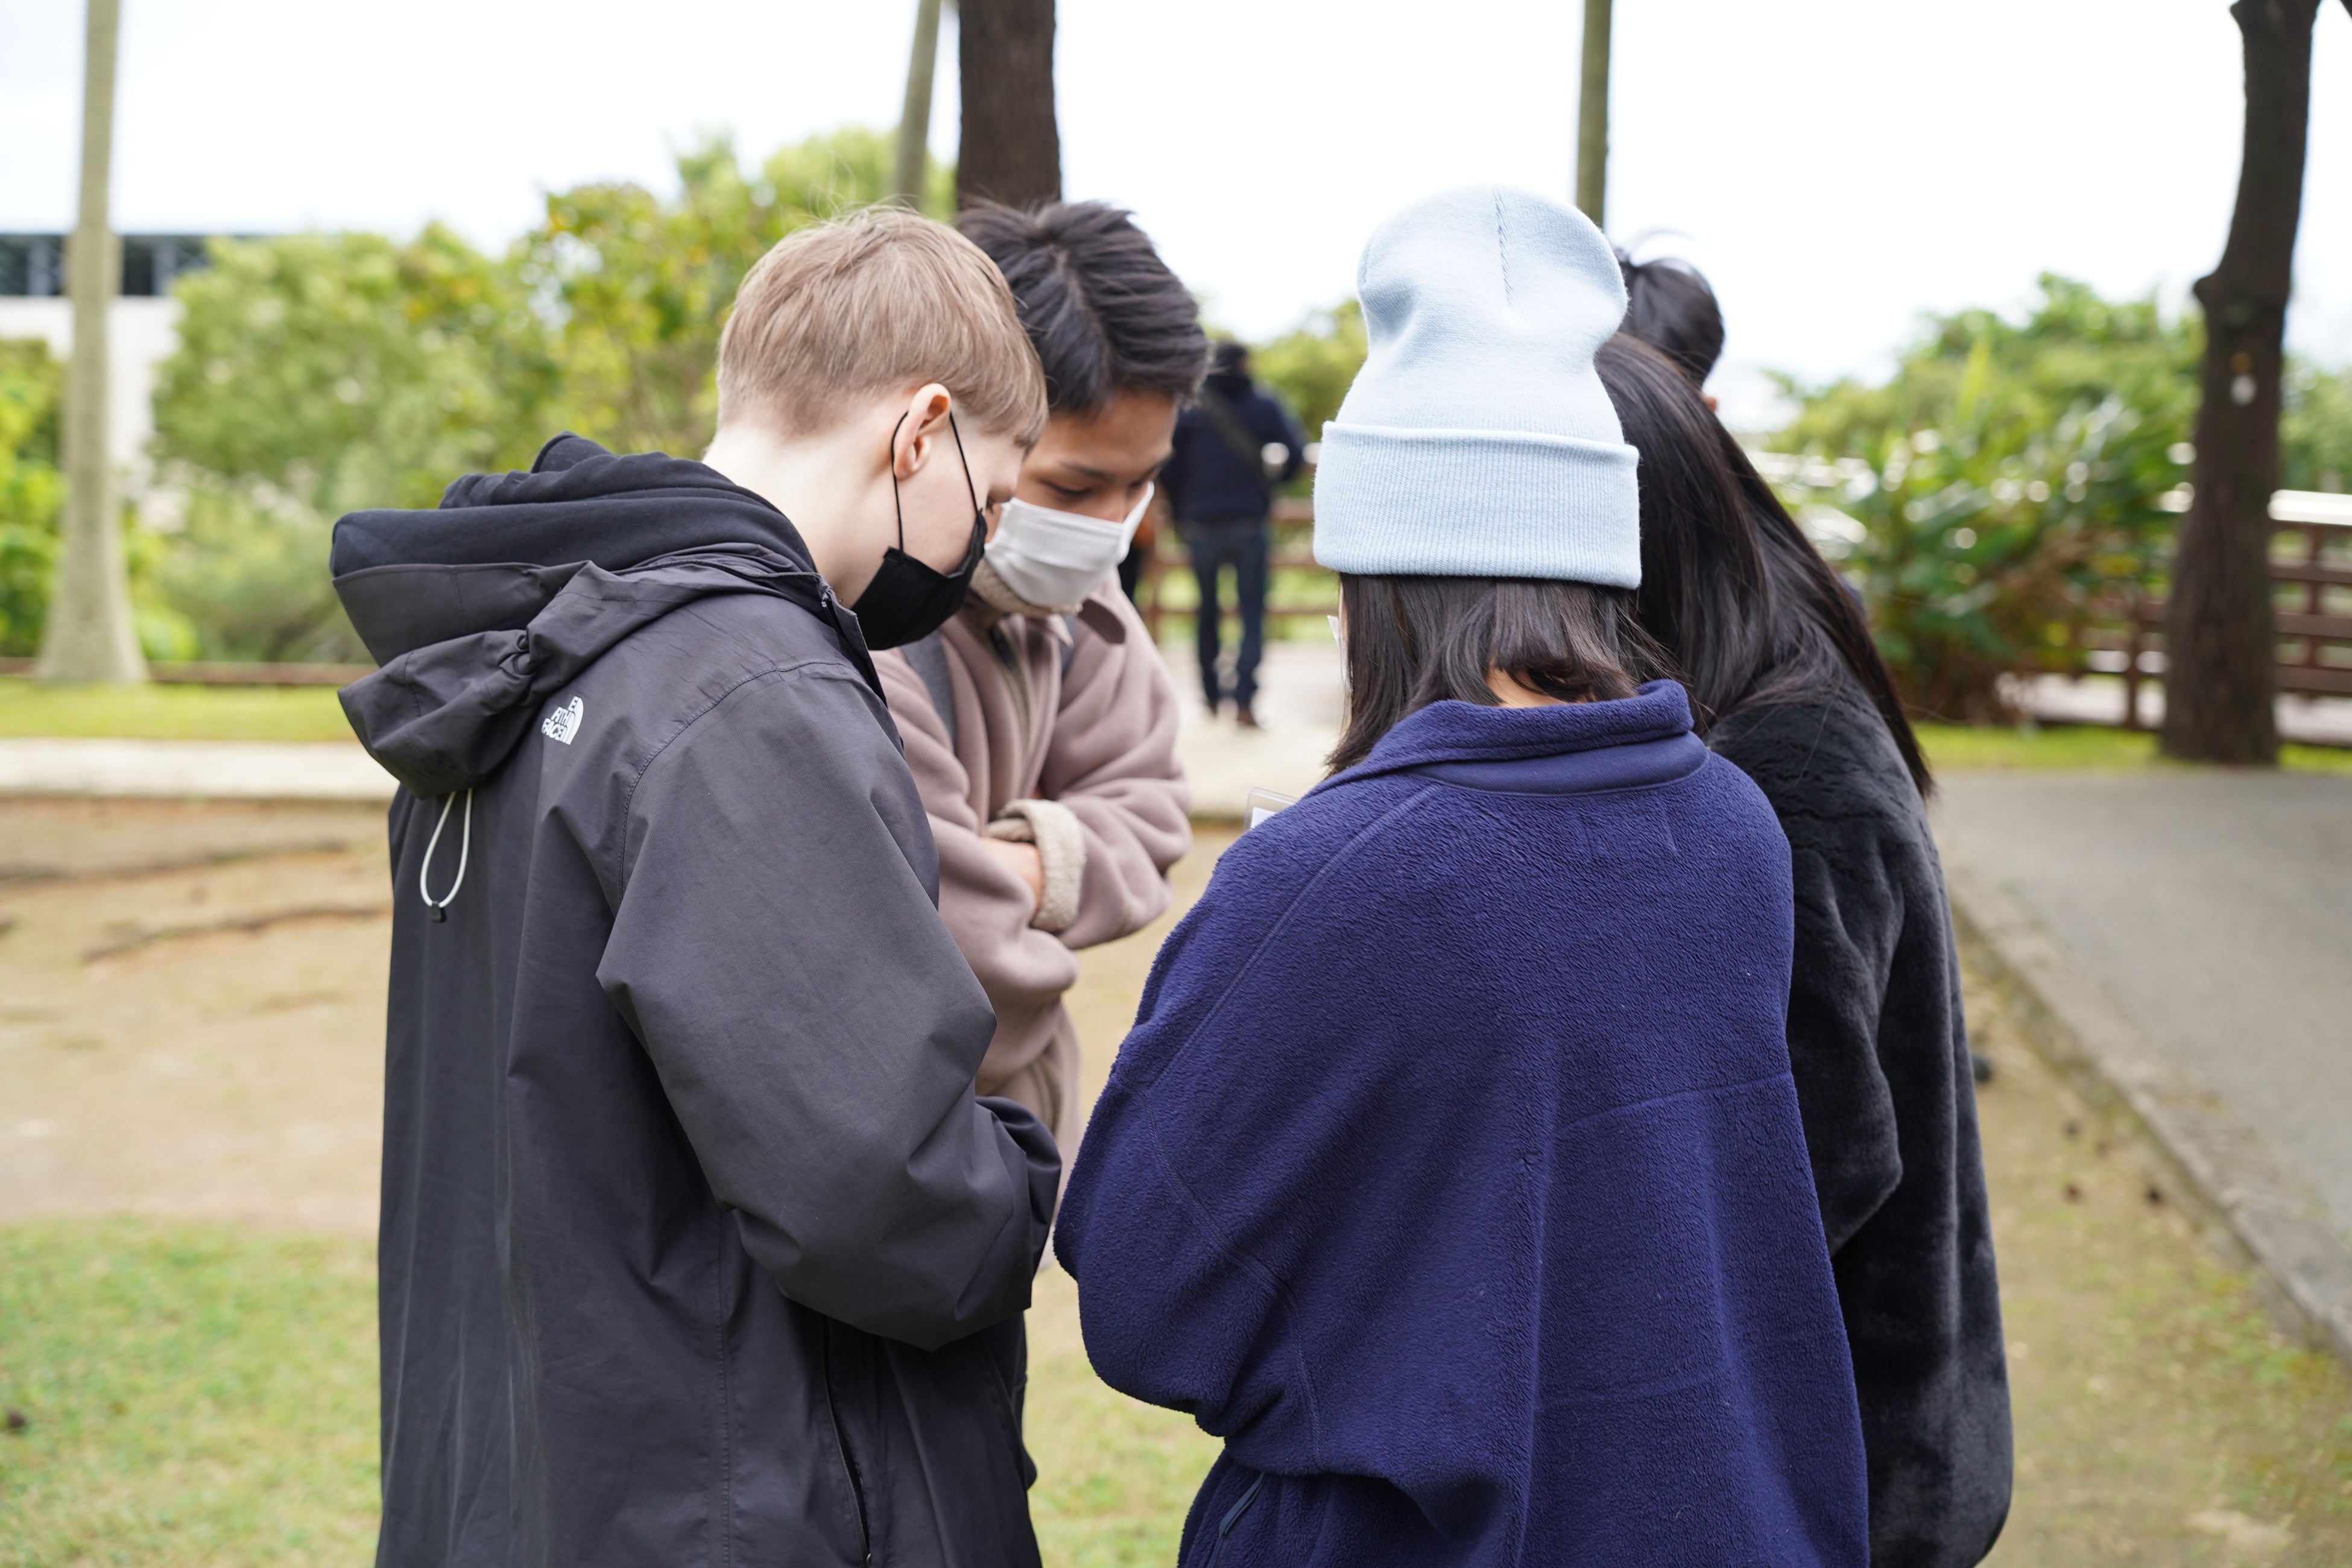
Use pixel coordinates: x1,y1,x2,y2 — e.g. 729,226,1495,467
1181,517,1268,710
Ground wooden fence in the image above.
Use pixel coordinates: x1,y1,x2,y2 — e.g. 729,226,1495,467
1136,496,1335,646
2079,496,2352,729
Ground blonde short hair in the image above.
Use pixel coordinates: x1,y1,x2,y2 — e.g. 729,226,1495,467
717,207,1049,444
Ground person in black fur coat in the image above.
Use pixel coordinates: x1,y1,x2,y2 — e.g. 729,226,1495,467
1598,329,2012,1566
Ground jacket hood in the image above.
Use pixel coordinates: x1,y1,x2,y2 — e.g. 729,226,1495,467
331,435,874,795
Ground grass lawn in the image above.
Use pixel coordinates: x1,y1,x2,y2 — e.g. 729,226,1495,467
0,681,353,744
6,677,2347,772
1916,720,2352,774
0,1221,379,1566
0,1224,1212,1567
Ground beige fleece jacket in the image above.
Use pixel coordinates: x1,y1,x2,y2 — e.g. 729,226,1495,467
874,577,1190,1157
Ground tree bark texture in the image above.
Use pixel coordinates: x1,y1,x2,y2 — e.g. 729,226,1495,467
2161,0,2336,762
1576,0,1613,227
39,0,144,684
893,0,943,206
956,0,1060,210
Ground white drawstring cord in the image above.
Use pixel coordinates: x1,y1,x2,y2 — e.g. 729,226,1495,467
419,789,473,922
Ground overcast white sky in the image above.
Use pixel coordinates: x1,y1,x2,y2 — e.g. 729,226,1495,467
4,0,2349,424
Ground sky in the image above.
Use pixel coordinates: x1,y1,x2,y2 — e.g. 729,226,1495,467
4,0,2350,426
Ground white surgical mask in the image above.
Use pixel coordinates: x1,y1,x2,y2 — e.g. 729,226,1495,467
984,482,1154,612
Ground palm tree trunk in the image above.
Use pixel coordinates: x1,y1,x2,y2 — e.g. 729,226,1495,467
1575,0,1612,226
893,0,944,207
37,0,145,685
956,0,1060,209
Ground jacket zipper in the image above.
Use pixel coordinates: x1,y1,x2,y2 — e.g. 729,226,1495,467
820,1320,873,1566
1210,1471,1266,1566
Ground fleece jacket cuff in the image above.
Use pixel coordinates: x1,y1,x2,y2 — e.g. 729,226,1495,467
987,799,1086,932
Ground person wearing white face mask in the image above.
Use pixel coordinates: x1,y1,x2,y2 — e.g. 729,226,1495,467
871,201,1201,1163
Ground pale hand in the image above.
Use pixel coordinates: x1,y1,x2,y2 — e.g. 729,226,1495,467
983,838,1046,907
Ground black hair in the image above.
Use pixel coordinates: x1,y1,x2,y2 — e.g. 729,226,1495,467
1595,334,1933,797
1210,339,1250,376
955,200,1209,414
1327,575,1675,774
1616,253,1725,388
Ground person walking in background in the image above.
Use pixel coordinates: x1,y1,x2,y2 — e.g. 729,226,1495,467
872,200,1201,1159
1159,340,1305,726
1598,334,2012,1567
1058,186,1868,1567
331,210,1063,1568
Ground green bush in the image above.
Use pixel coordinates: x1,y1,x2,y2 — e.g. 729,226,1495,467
1252,299,1367,444
2283,360,2352,493
0,338,63,656
1763,277,2201,720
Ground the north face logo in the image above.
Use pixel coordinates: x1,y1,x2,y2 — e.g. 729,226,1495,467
542,696,584,744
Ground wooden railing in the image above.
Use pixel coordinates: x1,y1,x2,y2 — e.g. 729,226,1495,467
1136,495,1337,646
2078,499,2352,728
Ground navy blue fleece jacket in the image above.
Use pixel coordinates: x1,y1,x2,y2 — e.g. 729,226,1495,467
1057,683,1868,1567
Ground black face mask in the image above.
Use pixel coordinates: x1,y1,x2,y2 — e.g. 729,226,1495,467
850,412,988,650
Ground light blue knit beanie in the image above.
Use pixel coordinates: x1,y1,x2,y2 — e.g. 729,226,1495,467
1313,185,1639,587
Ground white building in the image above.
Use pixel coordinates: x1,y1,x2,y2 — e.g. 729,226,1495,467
0,234,220,487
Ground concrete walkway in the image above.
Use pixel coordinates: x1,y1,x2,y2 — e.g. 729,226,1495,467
0,737,396,801
0,645,1351,814
1933,772,2352,1250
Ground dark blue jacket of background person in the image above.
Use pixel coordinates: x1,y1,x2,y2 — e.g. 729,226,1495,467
1160,371,1307,524
1057,683,1870,1567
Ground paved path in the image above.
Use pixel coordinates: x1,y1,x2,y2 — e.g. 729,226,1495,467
0,646,1356,818
0,737,395,800
1933,771,2352,1250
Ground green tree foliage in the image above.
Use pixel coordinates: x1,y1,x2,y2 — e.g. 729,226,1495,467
1251,299,1367,442
2282,361,2352,493
139,127,943,662
156,227,555,516
522,128,952,457
148,227,556,660
1765,277,2201,719
1769,277,2352,719
0,338,64,656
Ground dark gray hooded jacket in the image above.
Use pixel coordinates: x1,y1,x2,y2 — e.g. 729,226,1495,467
333,435,1060,1568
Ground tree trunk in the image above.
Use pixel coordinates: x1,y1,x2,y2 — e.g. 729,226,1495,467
893,0,944,207
37,0,145,686
956,0,1060,210
2161,0,2334,763
1575,0,1613,227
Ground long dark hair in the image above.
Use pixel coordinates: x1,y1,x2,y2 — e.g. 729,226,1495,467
1327,575,1674,773
1595,334,1933,796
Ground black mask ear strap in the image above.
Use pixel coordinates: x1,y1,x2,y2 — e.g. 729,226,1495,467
946,411,980,514
887,411,911,552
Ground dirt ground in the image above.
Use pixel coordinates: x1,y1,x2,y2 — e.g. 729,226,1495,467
3,798,2348,1563
0,798,391,1236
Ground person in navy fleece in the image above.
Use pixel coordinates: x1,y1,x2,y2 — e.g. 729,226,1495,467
1055,185,1870,1567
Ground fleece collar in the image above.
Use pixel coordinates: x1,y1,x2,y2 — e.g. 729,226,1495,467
1321,680,1696,794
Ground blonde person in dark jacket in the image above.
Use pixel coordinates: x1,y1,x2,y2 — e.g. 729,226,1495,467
334,210,1063,1568
874,201,1204,1160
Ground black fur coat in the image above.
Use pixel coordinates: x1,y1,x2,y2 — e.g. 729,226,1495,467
1713,683,2012,1567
